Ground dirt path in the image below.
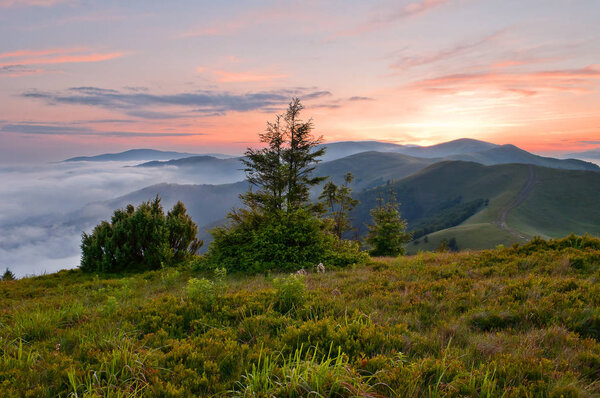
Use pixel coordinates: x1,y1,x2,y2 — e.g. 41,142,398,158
495,165,536,240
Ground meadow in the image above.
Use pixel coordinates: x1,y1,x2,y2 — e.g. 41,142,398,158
1,235,600,397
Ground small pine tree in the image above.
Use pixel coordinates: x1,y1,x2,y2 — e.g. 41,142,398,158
2,268,15,281
366,188,411,256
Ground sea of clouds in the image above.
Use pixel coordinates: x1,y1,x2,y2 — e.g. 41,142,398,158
0,160,244,277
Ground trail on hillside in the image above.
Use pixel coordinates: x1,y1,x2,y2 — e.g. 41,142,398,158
495,165,536,240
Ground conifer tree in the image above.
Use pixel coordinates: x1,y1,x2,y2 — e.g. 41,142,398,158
366,188,411,256
241,98,325,213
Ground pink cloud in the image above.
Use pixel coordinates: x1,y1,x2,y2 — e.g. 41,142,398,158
0,48,125,69
0,47,85,59
409,65,600,95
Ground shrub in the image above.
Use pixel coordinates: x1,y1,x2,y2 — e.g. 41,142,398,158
184,268,227,310
80,196,202,273
273,274,306,313
185,278,215,308
206,207,365,273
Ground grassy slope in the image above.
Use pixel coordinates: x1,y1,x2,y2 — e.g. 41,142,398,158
509,167,600,238
406,165,600,252
2,238,600,397
354,161,529,244
407,223,517,254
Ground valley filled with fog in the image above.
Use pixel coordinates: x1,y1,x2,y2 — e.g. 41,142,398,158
0,159,245,277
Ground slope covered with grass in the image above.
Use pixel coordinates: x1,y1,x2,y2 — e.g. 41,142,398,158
2,236,600,397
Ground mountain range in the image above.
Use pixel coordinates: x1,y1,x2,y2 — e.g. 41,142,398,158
63,149,233,162
70,138,600,252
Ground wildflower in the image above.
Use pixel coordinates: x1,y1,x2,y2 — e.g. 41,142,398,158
316,263,325,273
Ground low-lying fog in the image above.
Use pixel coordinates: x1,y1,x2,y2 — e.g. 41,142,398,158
0,160,245,277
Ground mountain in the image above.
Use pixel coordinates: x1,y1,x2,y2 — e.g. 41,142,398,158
314,151,435,191
134,155,246,185
104,181,247,231
398,138,499,158
318,138,497,161
93,159,600,253
136,155,242,168
448,144,599,171
64,149,232,162
317,141,407,161
564,149,600,159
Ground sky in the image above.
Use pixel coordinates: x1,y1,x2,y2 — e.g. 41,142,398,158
1,0,600,162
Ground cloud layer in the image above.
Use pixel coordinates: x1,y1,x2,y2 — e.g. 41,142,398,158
23,87,332,116
0,159,246,277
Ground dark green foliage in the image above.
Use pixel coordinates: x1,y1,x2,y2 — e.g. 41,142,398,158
206,208,366,273
2,268,15,281
80,197,201,273
410,198,487,239
319,172,360,239
365,189,411,256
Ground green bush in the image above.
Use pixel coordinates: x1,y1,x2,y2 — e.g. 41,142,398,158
184,268,227,311
273,274,306,313
80,196,202,273
206,207,366,273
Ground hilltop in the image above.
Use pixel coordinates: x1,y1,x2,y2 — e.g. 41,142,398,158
1,236,599,396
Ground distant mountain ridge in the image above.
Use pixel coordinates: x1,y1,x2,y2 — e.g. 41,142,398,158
136,155,243,168
64,149,233,162
565,149,600,160
447,144,599,171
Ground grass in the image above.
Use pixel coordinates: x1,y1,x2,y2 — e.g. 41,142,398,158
407,223,520,254
1,235,600,396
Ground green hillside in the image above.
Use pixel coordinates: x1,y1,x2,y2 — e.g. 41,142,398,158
449,144,599,171
352,162,600,253
353,161,529,237
2,237,600,396
314,151,435,191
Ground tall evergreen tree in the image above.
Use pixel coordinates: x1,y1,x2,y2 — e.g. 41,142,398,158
241,98,325,213
207,98,367,272
366,188,411,256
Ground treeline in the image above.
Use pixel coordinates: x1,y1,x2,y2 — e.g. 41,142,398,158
410,198,488,239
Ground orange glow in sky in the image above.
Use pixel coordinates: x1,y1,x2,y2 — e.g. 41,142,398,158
1,0,599,162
